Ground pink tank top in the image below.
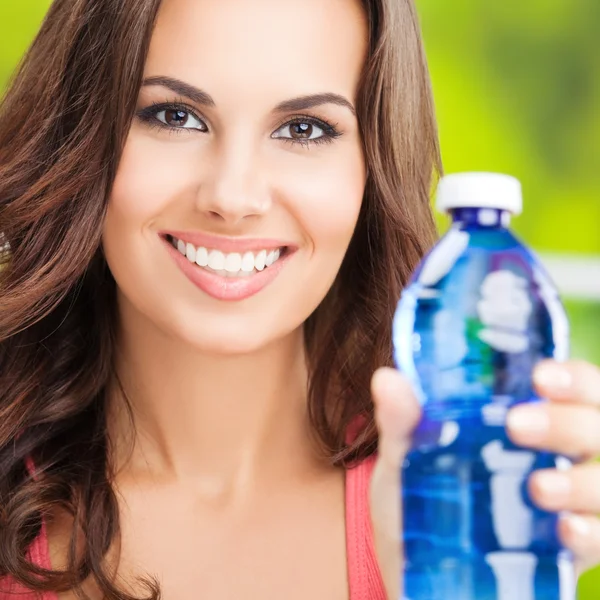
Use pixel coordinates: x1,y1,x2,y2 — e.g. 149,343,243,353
0,456,385,599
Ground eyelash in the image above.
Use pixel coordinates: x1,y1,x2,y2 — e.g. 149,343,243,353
136,101,342,148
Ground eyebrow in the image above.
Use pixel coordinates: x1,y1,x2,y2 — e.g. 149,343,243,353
274,93,356,116
142,76,216,107
141,76,356,116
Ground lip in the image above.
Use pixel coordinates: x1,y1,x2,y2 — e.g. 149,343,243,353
161,229,295,254
162,236,295,301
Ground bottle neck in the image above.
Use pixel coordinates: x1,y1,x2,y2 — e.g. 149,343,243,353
450,207,511,229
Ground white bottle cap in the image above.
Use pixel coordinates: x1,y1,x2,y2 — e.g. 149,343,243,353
436,172,523,215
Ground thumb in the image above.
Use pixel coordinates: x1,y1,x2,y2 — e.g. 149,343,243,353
370,367,421,600
372,367,421,472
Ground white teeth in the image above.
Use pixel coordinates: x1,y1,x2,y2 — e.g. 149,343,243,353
195,246,209,267
186,243,196,263
208,250,225,271
255,250,267,271
241,252,255,273
171,237,284,276
224,252,242,273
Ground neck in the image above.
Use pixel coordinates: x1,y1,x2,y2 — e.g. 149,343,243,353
109,294,320,495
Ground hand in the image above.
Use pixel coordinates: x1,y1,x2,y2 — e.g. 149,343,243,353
369,360,600,599
369,367,420,600
507,359,600,573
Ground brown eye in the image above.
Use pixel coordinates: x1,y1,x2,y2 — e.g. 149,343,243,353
290,122,313,139
272,119,327,144
153,107,205,130
164,109,189,127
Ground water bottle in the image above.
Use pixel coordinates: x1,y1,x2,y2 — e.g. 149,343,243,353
393,172,575,600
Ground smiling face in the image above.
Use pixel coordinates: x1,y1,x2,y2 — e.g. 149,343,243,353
103,0,368,355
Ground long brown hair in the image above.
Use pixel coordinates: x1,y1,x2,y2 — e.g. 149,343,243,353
0,0,441,596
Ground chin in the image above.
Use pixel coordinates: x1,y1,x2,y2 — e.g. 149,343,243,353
191,334,270,357
169,315,285,357
118,286,306,358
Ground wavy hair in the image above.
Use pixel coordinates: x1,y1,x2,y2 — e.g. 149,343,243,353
0,0,441,596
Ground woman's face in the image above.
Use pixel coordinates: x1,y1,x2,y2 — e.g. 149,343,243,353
103,0,368,354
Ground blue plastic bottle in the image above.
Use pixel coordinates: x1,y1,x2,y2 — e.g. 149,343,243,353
393,173,575,600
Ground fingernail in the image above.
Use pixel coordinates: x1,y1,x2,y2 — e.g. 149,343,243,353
535,472,571,499
506,406,549,439
564,515,591,538
534,363,572,391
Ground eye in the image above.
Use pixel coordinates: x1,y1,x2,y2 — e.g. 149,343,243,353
271,117,340,146
273,120,323,141
137,103,208,132
154,107,206,131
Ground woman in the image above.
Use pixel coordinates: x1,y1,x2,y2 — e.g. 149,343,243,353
1,0,599,598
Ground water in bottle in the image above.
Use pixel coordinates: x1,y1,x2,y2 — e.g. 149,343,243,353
393,172,575,600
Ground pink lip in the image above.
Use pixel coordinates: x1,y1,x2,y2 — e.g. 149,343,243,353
161,230,294,254
162,237,294,301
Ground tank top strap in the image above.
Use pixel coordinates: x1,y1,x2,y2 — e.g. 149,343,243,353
345,454,387,600
0,459,57,599
0,518,55,599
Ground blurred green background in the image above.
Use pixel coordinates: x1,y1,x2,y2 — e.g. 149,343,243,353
1,0,599,596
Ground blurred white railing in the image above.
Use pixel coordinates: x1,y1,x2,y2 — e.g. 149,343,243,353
539,253,600,302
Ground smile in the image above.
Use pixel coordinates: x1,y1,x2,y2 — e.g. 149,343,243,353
167,235,285,278
162,233,294,301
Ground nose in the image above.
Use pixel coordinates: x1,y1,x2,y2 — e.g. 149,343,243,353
195,134,271,225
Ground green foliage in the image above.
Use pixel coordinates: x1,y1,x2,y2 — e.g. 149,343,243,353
0,1,48,89
418,0,600,255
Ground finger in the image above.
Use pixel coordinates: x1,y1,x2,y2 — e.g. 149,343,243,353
558,514,600,573
529,462,600,514
370,367,421,600
534,360,600,406
507,402,600,460
371,367,421,473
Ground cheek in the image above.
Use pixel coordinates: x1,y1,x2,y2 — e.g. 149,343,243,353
107,130,193,230
102,131,188,318
279,145,366,260
264,145,366,326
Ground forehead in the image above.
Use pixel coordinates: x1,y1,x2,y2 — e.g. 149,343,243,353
147,0,368,106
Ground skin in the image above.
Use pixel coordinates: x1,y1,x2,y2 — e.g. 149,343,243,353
49,0,600,597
